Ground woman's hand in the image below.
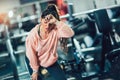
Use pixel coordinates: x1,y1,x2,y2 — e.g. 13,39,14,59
31,72,38,80
45,14,57,32
49,15,56,24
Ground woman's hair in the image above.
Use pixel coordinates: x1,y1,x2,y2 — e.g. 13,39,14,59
47,4,60,21
41,9,50,19
47,4,68,53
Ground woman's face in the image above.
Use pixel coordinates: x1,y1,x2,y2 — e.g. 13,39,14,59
41,14,54,28
41,17,49,28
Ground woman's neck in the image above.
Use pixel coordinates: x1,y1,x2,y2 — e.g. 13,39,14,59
39,25,49,40
41,25,48,33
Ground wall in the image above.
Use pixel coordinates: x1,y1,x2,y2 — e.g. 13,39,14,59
67,0,95,13
67,0,120,14
0,0,120,15
95,0,116,8
0,0,20,13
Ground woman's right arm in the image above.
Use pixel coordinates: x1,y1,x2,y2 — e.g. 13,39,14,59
26,35,40,80
25,35,39,72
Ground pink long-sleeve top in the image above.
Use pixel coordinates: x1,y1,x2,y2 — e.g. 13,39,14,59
25,21,74,71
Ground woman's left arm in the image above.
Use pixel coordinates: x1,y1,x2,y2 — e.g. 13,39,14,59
58,22,74,38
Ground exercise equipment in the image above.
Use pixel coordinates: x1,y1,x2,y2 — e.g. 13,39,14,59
0,25,29,80
4,25,19,80
94,9,120,72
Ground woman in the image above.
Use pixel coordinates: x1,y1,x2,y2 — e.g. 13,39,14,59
25,5,74,80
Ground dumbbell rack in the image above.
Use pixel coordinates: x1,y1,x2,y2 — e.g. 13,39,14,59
0,25,30,80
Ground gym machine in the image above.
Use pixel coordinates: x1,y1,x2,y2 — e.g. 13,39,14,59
59,3,120,80
94,9,120,72
58,3,101,80
4,25,19,80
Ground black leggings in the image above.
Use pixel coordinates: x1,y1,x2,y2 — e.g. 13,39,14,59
25,56,67,80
